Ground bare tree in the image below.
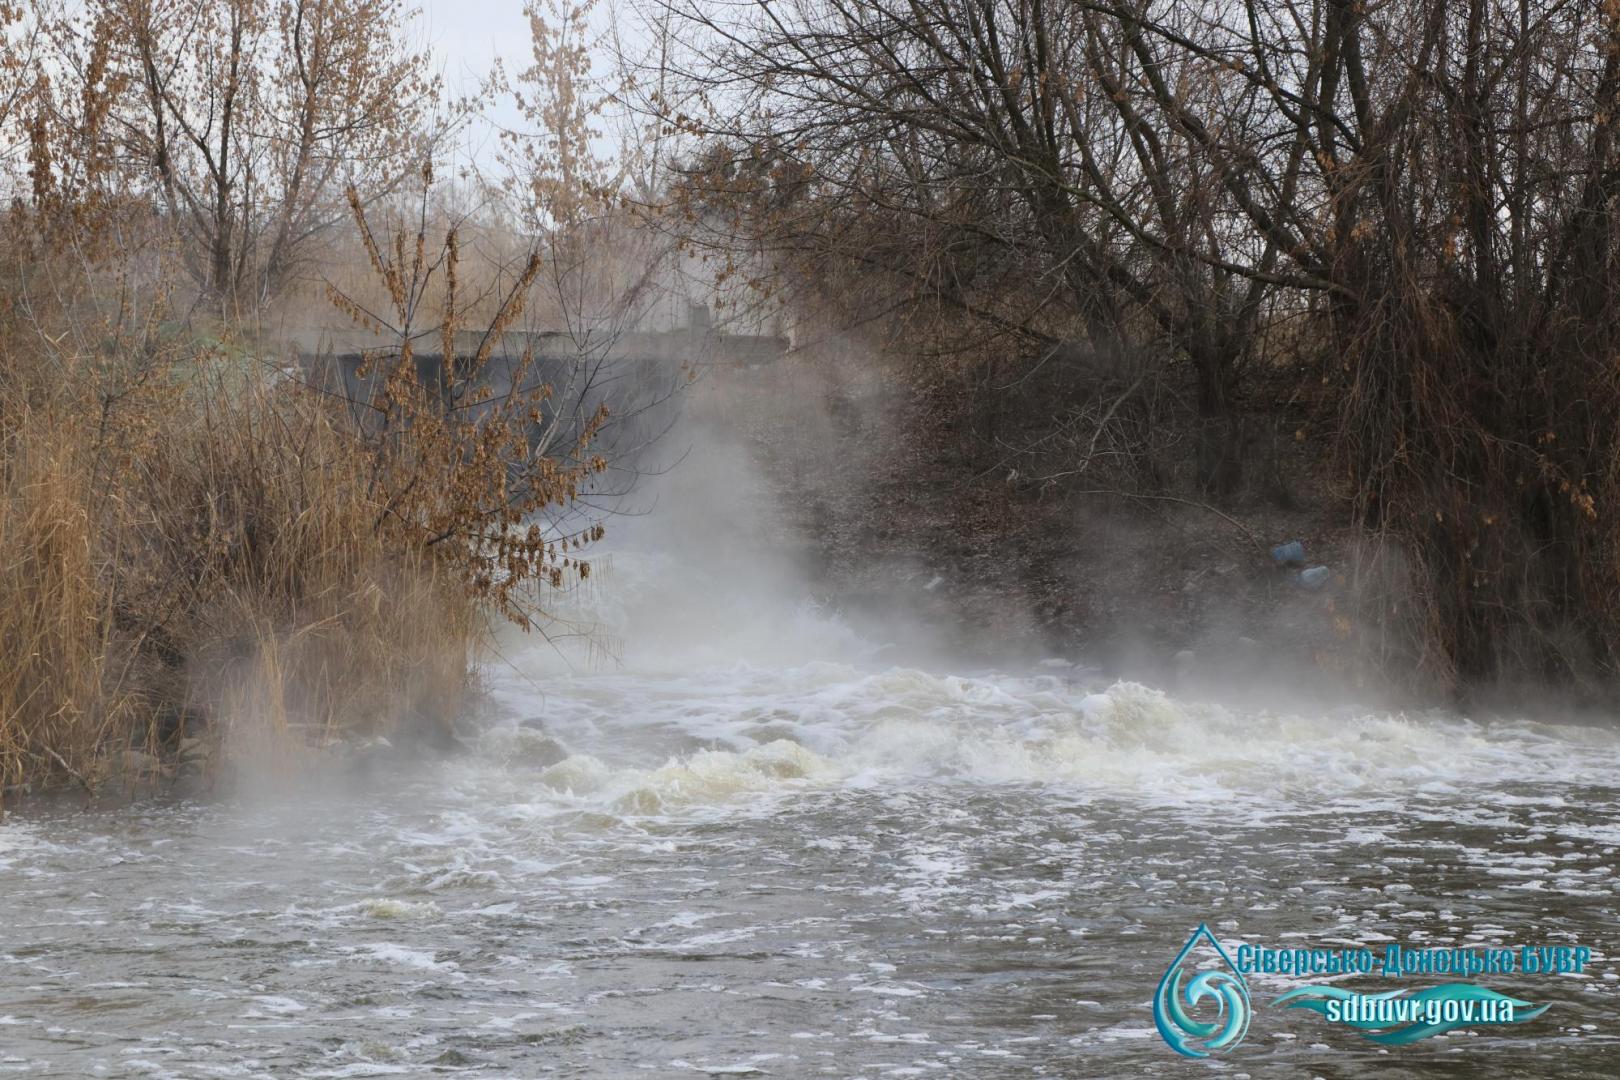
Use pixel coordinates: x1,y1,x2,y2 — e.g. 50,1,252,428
496,0,687,490
645,0,1315,493
648,0,1620,689
49,0,441,310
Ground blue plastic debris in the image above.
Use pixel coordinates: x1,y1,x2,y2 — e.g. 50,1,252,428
1297,566,1330,589
1271,539,1305,565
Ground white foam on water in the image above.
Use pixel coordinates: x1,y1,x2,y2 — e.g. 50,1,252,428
0,822,57,874
476,632,1620,825
350,943,456,972
466,528,1620,828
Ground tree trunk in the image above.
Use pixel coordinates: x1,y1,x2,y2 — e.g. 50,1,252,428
1192,341,1241,498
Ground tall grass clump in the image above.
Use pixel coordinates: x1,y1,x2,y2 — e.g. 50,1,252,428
0,402,124,793
0,340,480,800
0,178,606,803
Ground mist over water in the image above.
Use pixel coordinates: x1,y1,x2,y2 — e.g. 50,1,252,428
5,405,1620,1077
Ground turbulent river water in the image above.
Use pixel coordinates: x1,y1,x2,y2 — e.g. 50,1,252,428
5,462,1620,1078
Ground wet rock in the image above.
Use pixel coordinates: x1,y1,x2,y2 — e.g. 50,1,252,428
171,768,212,798
520,1023,587,1046
430,1049,476,1067
342,735,397,777
513,731,570,768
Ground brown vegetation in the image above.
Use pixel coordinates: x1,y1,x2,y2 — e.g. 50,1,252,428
652,0,1620,698
0,0,636,802
0,178,615,802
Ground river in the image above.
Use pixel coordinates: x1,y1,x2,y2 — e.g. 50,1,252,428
3,448,1619,1078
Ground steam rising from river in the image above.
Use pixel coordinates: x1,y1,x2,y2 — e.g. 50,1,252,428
6,389,1620,1078
489,410,1620,822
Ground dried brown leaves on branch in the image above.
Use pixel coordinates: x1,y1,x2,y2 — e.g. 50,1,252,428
326,168,610,630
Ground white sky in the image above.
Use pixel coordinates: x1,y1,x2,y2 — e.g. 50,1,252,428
415,0,645,171
417,0,533,165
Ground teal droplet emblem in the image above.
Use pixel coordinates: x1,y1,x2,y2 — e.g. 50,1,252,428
1153,924,1252,1058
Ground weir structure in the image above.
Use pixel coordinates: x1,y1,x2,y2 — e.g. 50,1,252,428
287,322,790,472
291,324,789,396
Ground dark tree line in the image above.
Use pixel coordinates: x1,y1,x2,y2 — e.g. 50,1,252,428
653,0,1620,692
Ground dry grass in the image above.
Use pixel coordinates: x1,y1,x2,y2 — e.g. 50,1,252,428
0,164,619,804
0,327,481,804
0,401,126,794
0,226,498,803
145,368,479,759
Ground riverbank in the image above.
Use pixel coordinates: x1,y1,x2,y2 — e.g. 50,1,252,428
700,353,1406,706
0,343,481,807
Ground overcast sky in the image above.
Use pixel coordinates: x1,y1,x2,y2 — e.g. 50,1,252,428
420,0,532,77
417,0,532,166
416,0,646,171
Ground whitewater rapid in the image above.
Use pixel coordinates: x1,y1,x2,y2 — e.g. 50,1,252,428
481,657,1620,822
